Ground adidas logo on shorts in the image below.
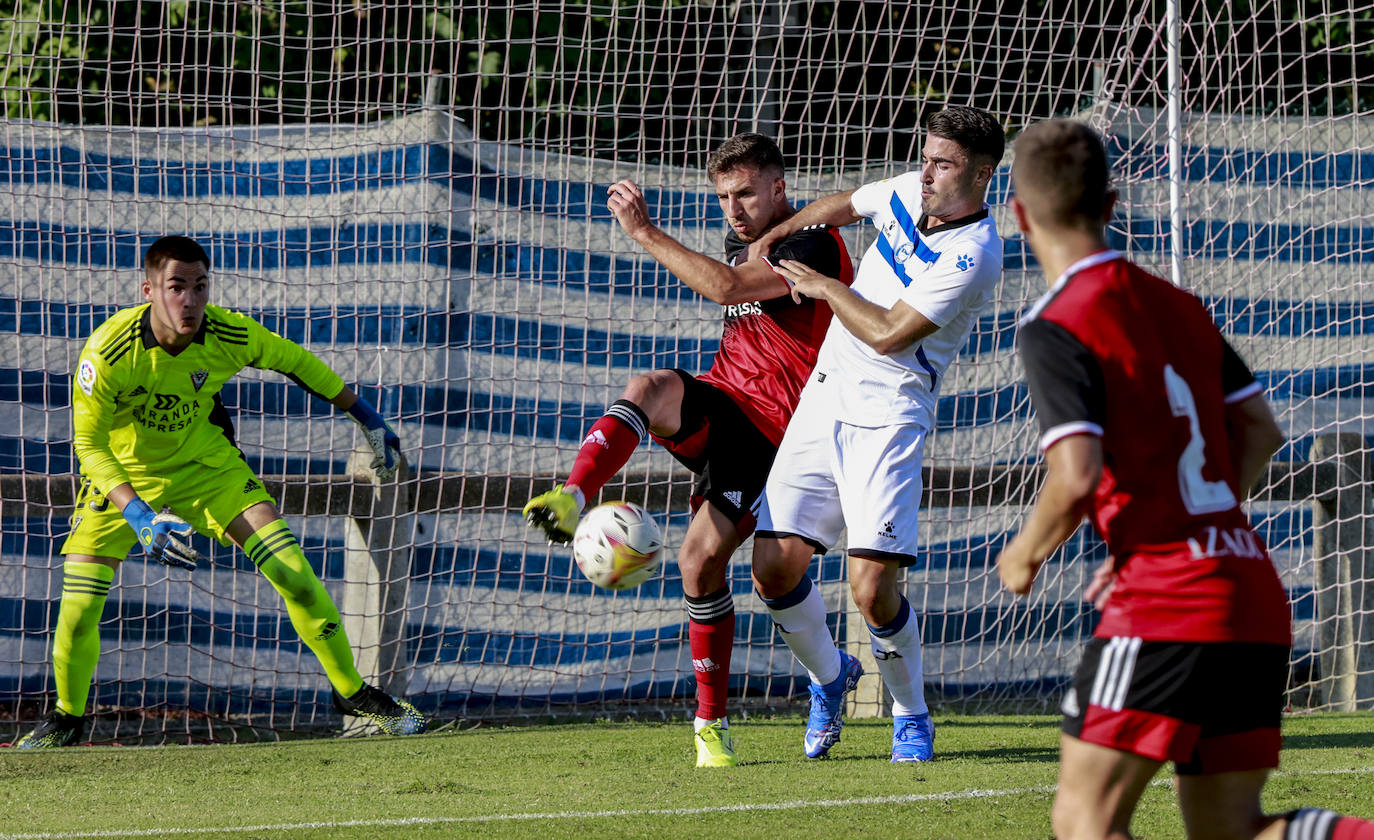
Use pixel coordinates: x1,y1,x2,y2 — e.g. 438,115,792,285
722,490,743,509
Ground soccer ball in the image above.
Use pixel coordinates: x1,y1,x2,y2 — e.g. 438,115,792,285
572,501,664,590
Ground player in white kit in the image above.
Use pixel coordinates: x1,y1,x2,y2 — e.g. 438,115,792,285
748,106,1005,762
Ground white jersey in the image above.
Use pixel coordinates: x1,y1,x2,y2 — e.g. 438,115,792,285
814,170,1003,428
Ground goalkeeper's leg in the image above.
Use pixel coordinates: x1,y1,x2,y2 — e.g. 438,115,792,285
228,504,426,735
23,482,141,746
229,507,364,697
16,556,117,748
50,557,117,718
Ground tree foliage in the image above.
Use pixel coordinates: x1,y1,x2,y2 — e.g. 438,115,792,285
0,1,1368,166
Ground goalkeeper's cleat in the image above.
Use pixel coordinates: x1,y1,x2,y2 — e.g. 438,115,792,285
333,684,427,735
15,709,86,749
522,485,580,544
890,712,935,763
694,719,738,768
803,650,864,759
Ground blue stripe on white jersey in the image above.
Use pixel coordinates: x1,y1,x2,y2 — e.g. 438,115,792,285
914,345,939,391
814,170,1003,429
889,193,941,265
877,193,941,285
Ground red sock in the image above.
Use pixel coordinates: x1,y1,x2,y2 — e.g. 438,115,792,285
1333,816,1374,840
686,587,735,721
1288,809,1374,840
565,400,648,500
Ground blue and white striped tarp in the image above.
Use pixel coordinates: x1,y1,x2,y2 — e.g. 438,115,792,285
0,107,1367,724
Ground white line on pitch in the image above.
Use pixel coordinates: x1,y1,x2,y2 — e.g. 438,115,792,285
3,765,1371,840
5,787,1056,840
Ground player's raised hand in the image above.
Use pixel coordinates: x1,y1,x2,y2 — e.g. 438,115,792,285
347,397,402,481
123,499,200,570
606,179,654,239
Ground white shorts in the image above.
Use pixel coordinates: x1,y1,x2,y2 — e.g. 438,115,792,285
758,381,927,560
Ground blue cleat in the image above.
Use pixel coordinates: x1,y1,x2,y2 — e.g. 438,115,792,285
803,650,864,758
891,712,935,762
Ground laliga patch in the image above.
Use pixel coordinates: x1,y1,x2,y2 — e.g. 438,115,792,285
77,359,97,395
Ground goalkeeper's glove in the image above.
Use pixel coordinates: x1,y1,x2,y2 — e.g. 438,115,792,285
123,499,200,571
347,397,402,481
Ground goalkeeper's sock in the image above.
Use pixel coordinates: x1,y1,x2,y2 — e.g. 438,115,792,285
868,595,928,717
245,520,364,698
564,400,648,502
759,576,840,685
686,587,735,722
1286,809,1374,839
52,561,114,717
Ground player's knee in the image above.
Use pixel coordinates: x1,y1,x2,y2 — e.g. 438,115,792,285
751,554,805,600
1049,800,1072,840
848,577,887,621
1050,795,1096,840
621,369,680,416
1051,790,1142,840
676,542,729,590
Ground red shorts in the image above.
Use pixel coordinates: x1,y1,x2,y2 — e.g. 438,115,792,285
1061,637,1288,775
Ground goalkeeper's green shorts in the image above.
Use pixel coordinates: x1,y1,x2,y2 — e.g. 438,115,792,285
61,457,275,559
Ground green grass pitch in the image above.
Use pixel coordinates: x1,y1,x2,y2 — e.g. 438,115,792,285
3,713,1373,839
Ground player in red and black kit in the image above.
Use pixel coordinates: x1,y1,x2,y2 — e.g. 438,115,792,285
524,133,851,767
998,119,1374,840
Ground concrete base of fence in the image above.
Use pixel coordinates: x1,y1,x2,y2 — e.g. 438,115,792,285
3,444,1369,716
340,445,414,735
1310,433,1374,711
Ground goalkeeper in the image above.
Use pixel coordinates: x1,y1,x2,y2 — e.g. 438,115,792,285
17,235,425,748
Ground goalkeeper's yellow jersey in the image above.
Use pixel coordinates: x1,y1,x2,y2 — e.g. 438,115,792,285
72,303,345,493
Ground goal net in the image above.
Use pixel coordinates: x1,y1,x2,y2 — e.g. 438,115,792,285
1,1,1370,741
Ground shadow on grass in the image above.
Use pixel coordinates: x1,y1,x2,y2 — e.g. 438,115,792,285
1281,731,1374,751
742,746,1059,765
937,746,1059,763
930,718,1061,729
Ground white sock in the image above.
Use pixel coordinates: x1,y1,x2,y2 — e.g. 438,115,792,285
762,577,840,685
694,715,728,732
870,600,928,717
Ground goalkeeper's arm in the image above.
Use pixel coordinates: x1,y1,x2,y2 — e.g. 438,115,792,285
237,313,401,480
105,484,200,571
332,386,402,481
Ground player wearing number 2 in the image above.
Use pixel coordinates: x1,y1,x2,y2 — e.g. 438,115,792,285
998,120,1374,840
17,235,425,747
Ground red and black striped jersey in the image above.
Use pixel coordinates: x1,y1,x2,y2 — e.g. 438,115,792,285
1018,251,1290,644
704,225,851,445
